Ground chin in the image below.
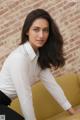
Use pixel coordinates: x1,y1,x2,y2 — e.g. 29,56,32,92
37,44,44,48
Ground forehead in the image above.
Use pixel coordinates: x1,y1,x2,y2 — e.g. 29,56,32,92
31,18,49,27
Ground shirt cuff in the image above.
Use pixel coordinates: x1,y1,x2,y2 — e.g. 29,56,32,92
62,100,72,110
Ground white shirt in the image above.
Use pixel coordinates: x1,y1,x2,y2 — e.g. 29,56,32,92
0,41,71,120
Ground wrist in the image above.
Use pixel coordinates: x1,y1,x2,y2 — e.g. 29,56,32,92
67,107,75,115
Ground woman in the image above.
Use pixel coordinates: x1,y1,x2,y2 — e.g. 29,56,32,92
0,9,79,120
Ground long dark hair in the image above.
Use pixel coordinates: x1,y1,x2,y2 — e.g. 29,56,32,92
20,9,65,69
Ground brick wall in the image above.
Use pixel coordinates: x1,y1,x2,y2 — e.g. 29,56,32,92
0,0,80,76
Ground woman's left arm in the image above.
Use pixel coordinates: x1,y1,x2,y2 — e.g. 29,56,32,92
39,68,79,115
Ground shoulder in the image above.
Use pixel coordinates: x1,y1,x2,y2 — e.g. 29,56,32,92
4,45,29,66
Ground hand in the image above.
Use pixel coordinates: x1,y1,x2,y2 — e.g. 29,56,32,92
75,108,80,114
67,107,80,115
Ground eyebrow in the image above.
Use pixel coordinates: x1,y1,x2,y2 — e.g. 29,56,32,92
32,26,49,29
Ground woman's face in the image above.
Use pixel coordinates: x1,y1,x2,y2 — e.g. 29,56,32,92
27,18,49,51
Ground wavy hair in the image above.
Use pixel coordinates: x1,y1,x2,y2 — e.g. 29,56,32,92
20,9,65,69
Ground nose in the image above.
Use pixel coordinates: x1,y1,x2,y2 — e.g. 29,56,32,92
39,30,44,38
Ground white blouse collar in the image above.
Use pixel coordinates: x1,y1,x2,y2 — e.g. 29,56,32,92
23,41,39,60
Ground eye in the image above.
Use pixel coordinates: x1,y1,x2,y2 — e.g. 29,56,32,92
43,28,49,33
33,28,39,32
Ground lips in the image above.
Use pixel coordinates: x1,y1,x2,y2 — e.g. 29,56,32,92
36,40,45,44
36,40,44,42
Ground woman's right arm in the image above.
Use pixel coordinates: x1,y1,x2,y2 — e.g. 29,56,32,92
8,53,36,120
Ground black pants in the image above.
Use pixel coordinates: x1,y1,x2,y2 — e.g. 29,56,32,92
0,91,24,120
